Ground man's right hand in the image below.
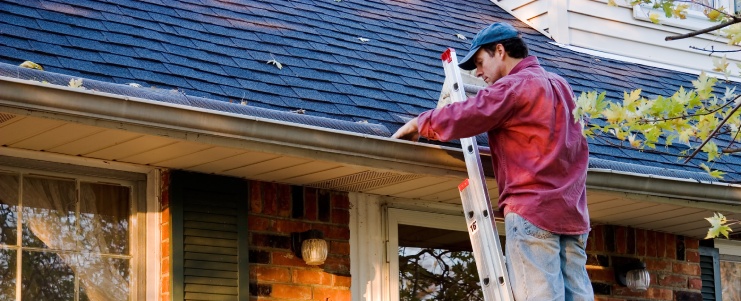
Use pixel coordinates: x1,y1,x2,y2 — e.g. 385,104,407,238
391,117,420,141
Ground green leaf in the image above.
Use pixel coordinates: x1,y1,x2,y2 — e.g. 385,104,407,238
662,1,673,17
705,212,732,239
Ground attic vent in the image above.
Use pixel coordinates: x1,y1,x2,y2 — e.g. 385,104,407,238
0,113,16,124
308,170,423,192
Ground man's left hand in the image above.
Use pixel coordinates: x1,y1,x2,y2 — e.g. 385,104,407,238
391,117,420,141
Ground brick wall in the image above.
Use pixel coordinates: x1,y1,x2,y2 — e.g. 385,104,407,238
160,170,171,301
159,173,351,300
248,181,351,300
587,225,702,301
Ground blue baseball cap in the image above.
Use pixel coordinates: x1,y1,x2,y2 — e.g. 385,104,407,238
458,22,520,70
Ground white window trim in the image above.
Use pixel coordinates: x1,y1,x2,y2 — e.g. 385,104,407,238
633,0,734,34
714,238,741,257
0,148,160,301
386,208,468,301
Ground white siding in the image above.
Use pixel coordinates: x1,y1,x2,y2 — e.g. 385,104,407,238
493,0,741,77
567,0,741,75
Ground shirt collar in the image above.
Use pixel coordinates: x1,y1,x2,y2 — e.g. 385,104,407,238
509,55,539,75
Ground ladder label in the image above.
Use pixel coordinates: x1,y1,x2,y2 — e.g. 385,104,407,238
468,220,479,235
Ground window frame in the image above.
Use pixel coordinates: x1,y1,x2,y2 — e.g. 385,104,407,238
385,208,507,301
0,156,150,301
633,0,735,33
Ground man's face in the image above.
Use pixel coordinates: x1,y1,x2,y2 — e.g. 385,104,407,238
473,45,505,85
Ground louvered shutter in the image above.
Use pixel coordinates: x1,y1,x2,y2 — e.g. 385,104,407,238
699,246,721,301
171,171,249,301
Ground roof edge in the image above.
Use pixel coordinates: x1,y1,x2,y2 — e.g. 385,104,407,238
1,76,740,204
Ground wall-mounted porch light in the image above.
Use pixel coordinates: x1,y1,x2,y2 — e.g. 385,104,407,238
291,229,328,266
615,259,650,292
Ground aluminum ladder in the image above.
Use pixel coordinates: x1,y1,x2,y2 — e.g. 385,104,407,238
440,48,515,301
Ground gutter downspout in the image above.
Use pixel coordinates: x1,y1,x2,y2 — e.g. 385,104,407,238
1,76,740,205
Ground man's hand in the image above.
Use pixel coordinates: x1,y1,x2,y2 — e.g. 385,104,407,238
391,117,420,141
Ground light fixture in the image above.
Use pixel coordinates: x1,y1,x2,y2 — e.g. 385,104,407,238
291,229,328,266
615,259,650,292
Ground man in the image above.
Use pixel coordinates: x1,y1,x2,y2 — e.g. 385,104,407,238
392,22,593,301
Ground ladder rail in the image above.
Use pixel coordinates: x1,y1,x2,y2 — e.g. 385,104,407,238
441,48,514,301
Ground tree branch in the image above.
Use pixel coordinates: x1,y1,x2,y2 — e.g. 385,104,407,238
638,99,734,124
723,147,741,153
666,17,741,41
689,45,741,54
684,99,741,162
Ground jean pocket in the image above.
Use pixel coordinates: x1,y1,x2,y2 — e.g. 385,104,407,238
522,219,554,239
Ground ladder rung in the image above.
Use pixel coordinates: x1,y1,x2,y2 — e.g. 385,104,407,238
463,84,485,95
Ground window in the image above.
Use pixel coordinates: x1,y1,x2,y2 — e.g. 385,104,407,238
0,168,139,301
633,0,735,32
387,208,506,301
714,239,741,301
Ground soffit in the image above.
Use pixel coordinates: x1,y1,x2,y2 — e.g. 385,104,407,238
1,112,739,239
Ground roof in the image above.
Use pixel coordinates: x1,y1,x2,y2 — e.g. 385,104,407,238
0,0,740,182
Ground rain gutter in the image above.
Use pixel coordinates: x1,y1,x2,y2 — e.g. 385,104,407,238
1,76,740,205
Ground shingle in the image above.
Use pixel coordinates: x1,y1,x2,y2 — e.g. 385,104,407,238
0,1,43,18
104,32,166,52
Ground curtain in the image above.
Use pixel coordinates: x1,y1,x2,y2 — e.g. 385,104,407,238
21,176,129,301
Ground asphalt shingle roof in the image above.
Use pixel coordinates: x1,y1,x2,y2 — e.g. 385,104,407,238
1,0,740,182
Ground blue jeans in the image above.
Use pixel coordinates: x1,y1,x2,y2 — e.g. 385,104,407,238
505,213,593,301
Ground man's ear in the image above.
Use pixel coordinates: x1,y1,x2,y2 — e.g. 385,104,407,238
496,44,507,58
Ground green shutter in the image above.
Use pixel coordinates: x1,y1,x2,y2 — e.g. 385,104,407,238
699,246,721,301
171,171,249,301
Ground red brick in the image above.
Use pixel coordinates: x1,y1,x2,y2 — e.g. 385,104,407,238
334,275,351,288
331,192,350,209
161,240,170,261
593,225,605,252
658,274,687,288
647,287,673,300
686,250,700,263
647,231,657,257
305,188,318,221
277,184,291,217
319,225,350,240
274,219,308,234
655,231,666,257
331,209,350,225
330,241,350,255
673,262,701,276
616,227,627,254
594,297,625,301
250,180,262,213
272,251,306,267
313,287,351,301
271,284,312,299
689,277,702,290
636,229,646,256
322,256,351,275
645,258,671,272
249,216,273,231
665,233,676,260
293,269,333,285
685,238,700,249
252,266,291,282
160,170,170,209
160,275,170,300
160,222,170,240
613,286,647,298
587,228,596,252
263,182,278,216
587,267,615,282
